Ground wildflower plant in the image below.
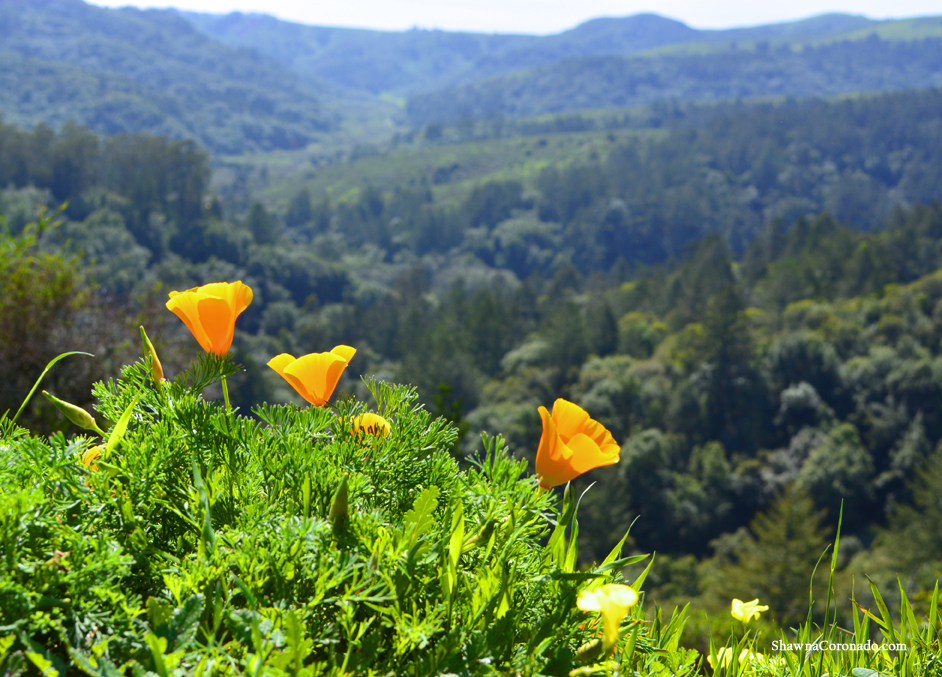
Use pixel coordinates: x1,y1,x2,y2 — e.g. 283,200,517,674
0,331,681,676
3,302,942,675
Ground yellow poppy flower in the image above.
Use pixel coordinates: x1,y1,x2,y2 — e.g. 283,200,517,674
708,648,764,671
81,445,103,471
166,281,253,355
268,346,357,406
577,584,638,652
731,598,769,623
351,412,391,438
535,398,620,489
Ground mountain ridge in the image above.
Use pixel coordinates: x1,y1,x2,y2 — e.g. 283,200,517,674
181,10,899,96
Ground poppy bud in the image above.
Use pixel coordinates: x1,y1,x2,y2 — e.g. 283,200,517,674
43,391,106,436
140,326,165,386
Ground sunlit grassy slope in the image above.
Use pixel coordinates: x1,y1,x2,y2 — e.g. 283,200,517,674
636,15,942,58
236,124,664,210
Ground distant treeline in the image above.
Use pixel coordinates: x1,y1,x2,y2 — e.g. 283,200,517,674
0,120,209,232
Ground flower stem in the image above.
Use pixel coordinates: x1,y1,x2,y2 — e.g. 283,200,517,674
221,374,231,414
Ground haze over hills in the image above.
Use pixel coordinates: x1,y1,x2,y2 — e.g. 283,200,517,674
2,0,942,154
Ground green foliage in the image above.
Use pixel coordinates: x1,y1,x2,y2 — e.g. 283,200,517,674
0,209,116,431
0,347,657,674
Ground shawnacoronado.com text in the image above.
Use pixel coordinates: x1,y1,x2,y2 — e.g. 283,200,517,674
771,641,908,652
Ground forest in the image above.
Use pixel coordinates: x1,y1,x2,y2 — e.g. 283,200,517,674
5,81,942,647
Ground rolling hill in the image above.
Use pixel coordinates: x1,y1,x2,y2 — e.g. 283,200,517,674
182,10,891,97
0,0,339,153
405,34,942,125
181,8,942,129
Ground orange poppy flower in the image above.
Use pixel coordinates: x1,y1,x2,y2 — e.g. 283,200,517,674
351,412,391,438
166,281,253,355
535,398,620,489
267,346,357,406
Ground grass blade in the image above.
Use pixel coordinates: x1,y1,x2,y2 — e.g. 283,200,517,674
10,351,94,424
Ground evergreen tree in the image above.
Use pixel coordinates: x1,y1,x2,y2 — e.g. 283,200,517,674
247,202,277,245
700,485,830,626
285,188,312,228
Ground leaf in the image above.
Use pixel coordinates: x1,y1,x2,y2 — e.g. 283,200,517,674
329,476,349,531
0,635,15,666
144,634,169,677
67,649,124,677
402,485,440,548
25,651,59,677
867,576,896,641
147,597,173,631
192,463,215,559
302,474,311,519
442,502,464,611
596,553,649,574
631,553,656,592
546,483,574,558
167,594,204,651
104,394,140,458
282,610,313,674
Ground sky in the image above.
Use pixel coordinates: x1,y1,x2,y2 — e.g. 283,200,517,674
87,0,942,34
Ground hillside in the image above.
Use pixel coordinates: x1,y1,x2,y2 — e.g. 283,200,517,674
3,2,941,155
0,0,339,153
183,11,887,96
180,8,942,131
406,34,942,125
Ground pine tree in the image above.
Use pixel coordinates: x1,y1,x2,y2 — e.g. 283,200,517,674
701,485,830,626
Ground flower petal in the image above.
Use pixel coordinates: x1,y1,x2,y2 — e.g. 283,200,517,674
232,280,253,316
330,345,357,363
567,433,620,474
284,352,346,405
599,584,638,609
167,291,213,353
551,398,591,443
318,345,356,403
576,590,602,612
536,405,577,488
167,282,253,356
197,294,236,355
352,413,391,438
196,282,232,299
267,353,296,378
